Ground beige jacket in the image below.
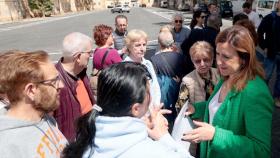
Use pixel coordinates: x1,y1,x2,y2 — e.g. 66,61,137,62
175,68,219,109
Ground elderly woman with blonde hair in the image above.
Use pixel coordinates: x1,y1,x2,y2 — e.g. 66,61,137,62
176,41,219,109
123,29,161,107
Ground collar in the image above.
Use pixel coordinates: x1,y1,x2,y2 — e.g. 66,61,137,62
114,29,127,36
174,27,182,33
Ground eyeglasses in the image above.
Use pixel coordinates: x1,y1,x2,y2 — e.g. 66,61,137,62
175,20,183,24
117,24,127,27
74,50,93,57
200,16,206,19
82,50,93,55
36,75,61,89
193,58,211,65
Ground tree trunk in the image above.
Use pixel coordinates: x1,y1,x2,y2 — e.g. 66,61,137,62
20,0,34,18
58,0,64,14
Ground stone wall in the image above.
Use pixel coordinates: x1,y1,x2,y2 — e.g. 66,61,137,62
0,0,141,22
0,0,23,22
0,0,94,22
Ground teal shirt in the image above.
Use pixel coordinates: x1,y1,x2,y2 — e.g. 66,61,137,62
193,76,273,158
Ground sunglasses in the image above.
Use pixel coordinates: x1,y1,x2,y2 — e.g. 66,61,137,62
175,20,183,23
200,16,206,19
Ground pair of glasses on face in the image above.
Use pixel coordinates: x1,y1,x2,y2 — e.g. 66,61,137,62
175,20,183,24
73,50,93,57
200,16,206,19
82,50,93,55
36,75,61,89
193,58,211,65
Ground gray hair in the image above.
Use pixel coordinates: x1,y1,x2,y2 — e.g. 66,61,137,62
62,32,92,57
172,13,184,22
158,31,174,49
207,14,220,31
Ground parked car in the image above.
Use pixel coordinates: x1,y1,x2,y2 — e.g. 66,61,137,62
111,4,130,13
122,5,131,13
194,3,208,12
140,4,147,7
111,5,123,13
178,4,191,11
160,1,168,8
107,5,114,8
219,1,233,17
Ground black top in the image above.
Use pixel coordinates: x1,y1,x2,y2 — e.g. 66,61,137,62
181,26,219,70
151,51,191,78
272,105,280,158
258,11,280,58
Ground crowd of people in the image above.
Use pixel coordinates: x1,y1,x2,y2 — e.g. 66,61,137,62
0,1,279,158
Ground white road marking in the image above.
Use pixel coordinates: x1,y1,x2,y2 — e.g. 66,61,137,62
143,9,172,21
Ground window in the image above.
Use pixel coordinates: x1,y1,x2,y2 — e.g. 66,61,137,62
258,1,274,9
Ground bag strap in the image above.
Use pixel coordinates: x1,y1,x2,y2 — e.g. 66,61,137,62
92,48,111,76
101,48,111,68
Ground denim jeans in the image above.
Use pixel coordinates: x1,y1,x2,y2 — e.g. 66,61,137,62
264,54,280,98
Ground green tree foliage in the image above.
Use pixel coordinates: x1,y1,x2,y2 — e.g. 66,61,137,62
28,0,54,17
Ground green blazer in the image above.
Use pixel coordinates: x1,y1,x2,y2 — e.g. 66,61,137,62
192,76,273,158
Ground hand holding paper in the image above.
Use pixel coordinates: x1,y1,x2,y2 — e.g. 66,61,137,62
182,120,215,143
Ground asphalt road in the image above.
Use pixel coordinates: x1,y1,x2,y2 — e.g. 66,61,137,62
0,8,169,61
0,7,275,91
0,7,233,61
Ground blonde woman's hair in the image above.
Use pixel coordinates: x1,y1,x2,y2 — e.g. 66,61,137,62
189,41,214,60
125,29,148,51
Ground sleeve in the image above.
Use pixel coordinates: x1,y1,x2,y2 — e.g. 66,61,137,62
210,85,273,158
150,56,159,74
110,49,123,63
191,101,206,120
272,105,280,158
257,15,269,49
157,134,194,158
148,61,161,106
175,83,190,110
254,13,261,28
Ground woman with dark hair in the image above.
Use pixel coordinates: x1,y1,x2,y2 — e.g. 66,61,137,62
62,62,193,158
190,10,207,30
182,26,273,158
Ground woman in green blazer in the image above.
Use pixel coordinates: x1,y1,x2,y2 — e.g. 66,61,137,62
182,26,274,158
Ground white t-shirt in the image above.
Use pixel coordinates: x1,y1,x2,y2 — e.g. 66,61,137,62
208,88,222,124
244,11,261,28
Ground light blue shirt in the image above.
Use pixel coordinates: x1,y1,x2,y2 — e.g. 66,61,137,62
83,116,193,158
174,26,191,53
